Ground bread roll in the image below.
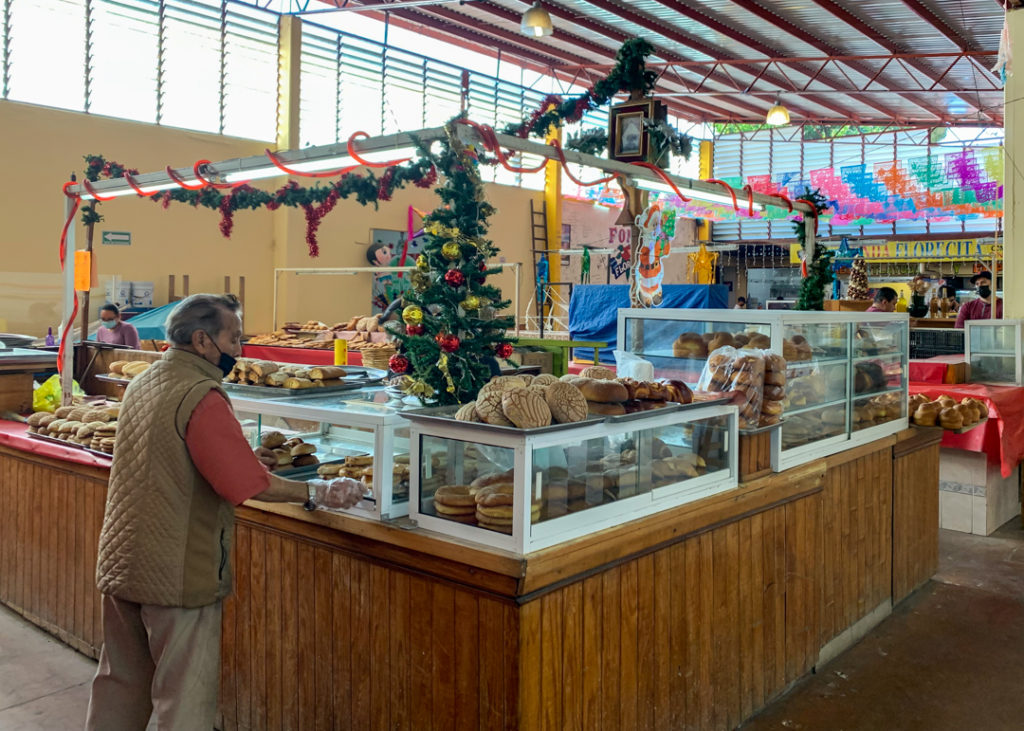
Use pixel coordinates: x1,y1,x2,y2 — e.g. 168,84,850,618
261,431,286,449
454,401,479,422
292,454,319,467
578,379,628,404
707,332,735,352
291,442,317,456
310,366,346,380
939,406,963,430
912,402,940,426
587,400,626,416
580,365,616,380
531,373,560,387
475,389,515,426
762,399,784,416
672,333,707,359
501,388,552,429
544,382,588,423
284,377,315,389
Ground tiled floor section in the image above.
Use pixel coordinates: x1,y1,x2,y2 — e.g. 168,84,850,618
1,520,1022,730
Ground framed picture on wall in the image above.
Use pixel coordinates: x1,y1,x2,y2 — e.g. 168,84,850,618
609,99,655,163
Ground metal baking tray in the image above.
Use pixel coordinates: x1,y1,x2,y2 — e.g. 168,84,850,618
738,418,786,436
26,431,113,459
603,397,733,424
401,405,607,435
912,416,987,435
95,374,131,386
222,367,386,397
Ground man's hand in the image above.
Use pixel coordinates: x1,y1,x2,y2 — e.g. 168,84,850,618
253,446,278,469
308,477,365,510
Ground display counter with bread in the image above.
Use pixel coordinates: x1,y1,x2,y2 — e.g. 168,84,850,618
406,402,738,553
965,319,1023,385
230,387,417,521
617,309,910,471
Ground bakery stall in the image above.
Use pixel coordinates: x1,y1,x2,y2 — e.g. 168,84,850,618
0,350,941,731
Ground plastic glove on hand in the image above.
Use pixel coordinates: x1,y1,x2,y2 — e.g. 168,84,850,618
253,446,278,468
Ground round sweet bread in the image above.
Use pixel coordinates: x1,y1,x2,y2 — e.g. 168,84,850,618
475,483,514,506
544,382,588,424
501,388,552,429
475,389,515,427
531,373,559,387
707,332,734,352
476,503,515,519
54,406,75,419
434,485,477,507
580,365,616,380
454,401,479,422
261,431,286,449
578,380,628,404
434,501,477,516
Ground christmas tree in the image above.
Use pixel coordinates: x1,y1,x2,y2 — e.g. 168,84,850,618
388,120,514,405
847,255,870,300
793,188,835,311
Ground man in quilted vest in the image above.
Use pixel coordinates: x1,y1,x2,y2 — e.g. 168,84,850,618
85,293,363,730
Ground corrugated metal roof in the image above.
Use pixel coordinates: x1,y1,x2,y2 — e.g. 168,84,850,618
308,0,1005,126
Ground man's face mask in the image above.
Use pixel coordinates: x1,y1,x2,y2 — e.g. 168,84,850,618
204,332,237,377
978,285,992,299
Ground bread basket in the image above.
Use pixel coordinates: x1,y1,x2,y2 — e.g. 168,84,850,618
361,345,396,370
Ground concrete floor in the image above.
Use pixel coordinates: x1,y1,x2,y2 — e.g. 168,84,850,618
743,518,1024,731
0,521,1022,730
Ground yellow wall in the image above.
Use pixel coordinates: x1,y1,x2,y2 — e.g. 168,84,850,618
0,100,542,335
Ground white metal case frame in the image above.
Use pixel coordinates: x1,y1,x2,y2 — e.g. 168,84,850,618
407,404,739,555
965,319,1023,386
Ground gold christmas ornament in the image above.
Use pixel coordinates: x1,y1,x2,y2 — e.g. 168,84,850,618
442,242,461,261
460,295,481,311
403,378,435,399
410,271,431,292
401,305,424,325
437,352,457,394
415,255,430,272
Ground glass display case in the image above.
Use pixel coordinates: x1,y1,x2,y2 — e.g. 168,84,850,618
965,319,1022,385
406,404,738,553
617,309,909,471
229,386,418,520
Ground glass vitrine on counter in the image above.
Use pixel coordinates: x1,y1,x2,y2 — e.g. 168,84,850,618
617,309,909,471
965,319,1023,385
405,403,738,554
229,387,418,520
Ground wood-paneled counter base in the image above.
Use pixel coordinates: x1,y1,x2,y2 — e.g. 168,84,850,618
0,430,942,730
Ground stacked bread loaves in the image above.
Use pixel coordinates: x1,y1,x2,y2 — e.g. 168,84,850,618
226,359,347,389
26,404,120,453
260,430,320,470
107,360,151,379
760,353,787,426
909,394,987,430
456,374,587,428
697,346,766,429
430,470,541,534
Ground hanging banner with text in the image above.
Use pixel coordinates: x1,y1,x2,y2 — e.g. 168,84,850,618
789,239,1002,264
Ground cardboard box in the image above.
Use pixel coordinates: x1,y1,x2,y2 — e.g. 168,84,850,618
131,281,154,307
511,348,554,374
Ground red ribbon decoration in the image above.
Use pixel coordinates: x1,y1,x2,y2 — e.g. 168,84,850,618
124,172,159,197
81,179,118,202
264,148,359,178
741,185,755,217
165,166,205,190
347,131,413,168
456,119,548,174
57,185,82,375
193,159,244,189
703,178,740,212
547,138,615,187
628,161,692,202
775,192,795,212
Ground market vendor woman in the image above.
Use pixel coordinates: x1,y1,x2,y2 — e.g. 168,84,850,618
955,271,1002,328
97,304,141,349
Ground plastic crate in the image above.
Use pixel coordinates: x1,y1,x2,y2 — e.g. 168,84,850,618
910,328,964,359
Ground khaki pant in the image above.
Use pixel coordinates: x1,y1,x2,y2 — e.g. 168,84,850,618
85,594,222,731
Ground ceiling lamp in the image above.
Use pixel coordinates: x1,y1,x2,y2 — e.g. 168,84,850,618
765,98,790,127
521,2,553,37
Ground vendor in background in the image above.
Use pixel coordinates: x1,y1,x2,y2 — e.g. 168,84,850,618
955,271,1002,328
866,287,898,312
97,304,141,349
734,296,747,310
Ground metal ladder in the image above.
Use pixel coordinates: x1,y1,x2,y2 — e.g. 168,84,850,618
527,199,572,336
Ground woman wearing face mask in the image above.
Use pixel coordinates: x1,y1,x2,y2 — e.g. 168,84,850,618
96,303,141,349
955,271,1002,328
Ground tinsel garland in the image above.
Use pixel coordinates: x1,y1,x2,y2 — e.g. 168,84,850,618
80,155,138,225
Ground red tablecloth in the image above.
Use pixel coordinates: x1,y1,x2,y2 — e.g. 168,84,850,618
242,344,362,367
908,355,966,384
0,420,112,469
909,382,1024,477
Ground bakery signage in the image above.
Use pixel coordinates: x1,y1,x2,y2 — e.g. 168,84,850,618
789,239,1001,264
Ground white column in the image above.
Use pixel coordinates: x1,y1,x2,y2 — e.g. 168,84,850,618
1003,9,1023,318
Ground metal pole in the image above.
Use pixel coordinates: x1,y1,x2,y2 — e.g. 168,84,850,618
60,195,77,406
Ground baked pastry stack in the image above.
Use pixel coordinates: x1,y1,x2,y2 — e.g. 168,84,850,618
760,354,787,426
261,430,320,471
456,375,590,427
781,336,813,362
697,346,766,429
226,359,348,389
672,332,707,359
909,394,988,430
27,404,120,454
107,360,151,379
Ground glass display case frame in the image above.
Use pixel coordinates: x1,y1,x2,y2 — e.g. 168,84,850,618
229,387,417,521
616,309,910,472
965,319,1023,386
406,404,738,554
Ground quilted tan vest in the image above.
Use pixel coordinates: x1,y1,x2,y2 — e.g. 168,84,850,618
96,348,235,608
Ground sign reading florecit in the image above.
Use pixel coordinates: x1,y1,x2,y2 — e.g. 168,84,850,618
101,231,131,246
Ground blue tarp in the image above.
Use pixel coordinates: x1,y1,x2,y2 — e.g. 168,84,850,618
89,302,176,342
569,284,729,363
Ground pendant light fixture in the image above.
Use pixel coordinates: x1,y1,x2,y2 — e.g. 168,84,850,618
521,2,553,37
765,97,790,126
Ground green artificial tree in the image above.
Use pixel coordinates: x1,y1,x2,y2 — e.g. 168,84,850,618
793,188,835,311
388,119,515,405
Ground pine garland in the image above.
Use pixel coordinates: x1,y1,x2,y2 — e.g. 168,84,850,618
793,188,835,311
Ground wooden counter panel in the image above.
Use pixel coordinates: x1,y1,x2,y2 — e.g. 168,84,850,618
819,447,892,645
517,497,819,730
219,520,521,731
892,438,940,602
0,449,105,659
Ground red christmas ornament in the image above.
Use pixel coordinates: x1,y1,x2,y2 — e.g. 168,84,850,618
406,323,425,336
495,342,514,359
436,333,460,353
388,354,410,374
444,269,466,287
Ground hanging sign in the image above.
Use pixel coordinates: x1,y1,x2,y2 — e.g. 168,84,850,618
789,239,1002,264
101,230,131,246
